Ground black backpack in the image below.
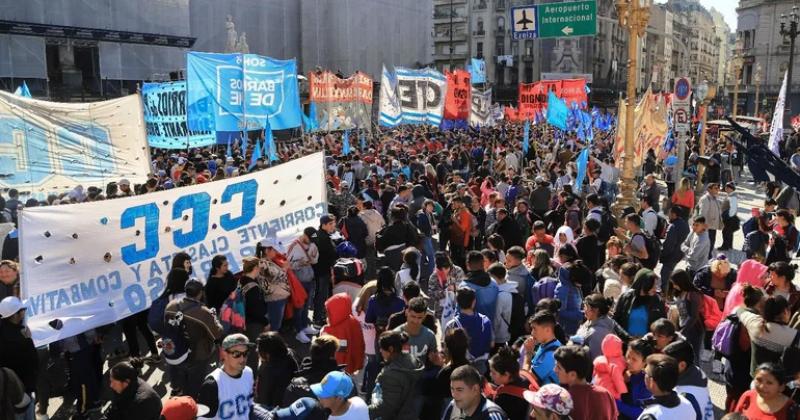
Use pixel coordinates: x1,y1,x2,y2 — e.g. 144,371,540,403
502,290,527,344
592,208,617,243
655,214,668,239
633,232,661,269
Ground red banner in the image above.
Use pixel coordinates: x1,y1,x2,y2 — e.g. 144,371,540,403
444,69,471,120
560,79,587,108
518,80,565,120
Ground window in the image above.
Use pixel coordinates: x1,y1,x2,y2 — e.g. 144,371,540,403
525,40,533,56
477,42,484,58
511,40,519,55
477,18,484,32
497,16,505,31
496,37,505,55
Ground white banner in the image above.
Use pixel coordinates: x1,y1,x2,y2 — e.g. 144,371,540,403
0,90,150,198
469,87,495,127
395,67,446,126
20,152,327,346
379,65,402,127
770,71,787,156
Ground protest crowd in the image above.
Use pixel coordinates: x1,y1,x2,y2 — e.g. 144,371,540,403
4,114,800,420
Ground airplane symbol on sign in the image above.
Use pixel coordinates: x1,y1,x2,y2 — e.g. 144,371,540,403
516,10,534,30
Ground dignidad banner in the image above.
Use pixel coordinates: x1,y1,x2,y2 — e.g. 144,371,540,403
0,90,151,196
20,152,327,346
309,71,373,132
141,81,216,149
186,52,303,132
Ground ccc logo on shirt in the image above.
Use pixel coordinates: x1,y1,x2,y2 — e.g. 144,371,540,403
219,393,251,419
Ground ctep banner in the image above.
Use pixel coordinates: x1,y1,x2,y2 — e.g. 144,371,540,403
0,90,151,197
141,81,216,149
186,52,303,132
395,67,447,126
308,71,373,132
444,69,471,121
20,152,327,346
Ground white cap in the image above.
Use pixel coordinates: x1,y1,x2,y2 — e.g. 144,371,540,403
259,237,282,252
0,296,25,318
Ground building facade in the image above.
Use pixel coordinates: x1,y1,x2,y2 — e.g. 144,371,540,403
736,0,800,117
0,0,432,100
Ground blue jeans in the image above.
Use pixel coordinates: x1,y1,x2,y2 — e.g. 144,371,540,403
267,299,287,332
421,236,436,280
294,281,315,331
362,354,381,402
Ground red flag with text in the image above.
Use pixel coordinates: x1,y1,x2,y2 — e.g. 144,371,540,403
444,69,471,120
561,79,587,108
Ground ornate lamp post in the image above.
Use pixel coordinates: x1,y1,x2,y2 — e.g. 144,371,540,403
694,79,717,194
754,62,763,116
613,0,651,217
730,37,744,118
781,5,799,125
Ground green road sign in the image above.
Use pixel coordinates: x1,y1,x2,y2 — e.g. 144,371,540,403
537,0,596,39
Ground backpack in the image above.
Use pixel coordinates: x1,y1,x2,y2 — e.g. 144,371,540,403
711,313,743,358
632,233,661,270
500,290,527,343
700,294,723,331
592,208,617,243
147,294,171,335
162,301,199,365
655,214,668,239
530,277,558,313
463,280,500,321
332,258,365,286
219,282,258,334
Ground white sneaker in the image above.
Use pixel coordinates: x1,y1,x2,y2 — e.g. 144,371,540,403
303,326,320,335
295,331,311,344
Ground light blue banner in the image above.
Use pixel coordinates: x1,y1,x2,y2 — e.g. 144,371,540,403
546,91,569,131
141,81,216,149
187,52,303,132
469,58,486,84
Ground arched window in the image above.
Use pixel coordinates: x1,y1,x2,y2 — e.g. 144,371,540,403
497,16,506,31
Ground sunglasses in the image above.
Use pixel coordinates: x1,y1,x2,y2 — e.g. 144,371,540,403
226,349,249,359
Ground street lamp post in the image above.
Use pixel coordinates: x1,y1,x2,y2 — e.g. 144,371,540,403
694,79,717,194
731,37,744,118
613,0,651,217
781,5,799,125
754,62,763,116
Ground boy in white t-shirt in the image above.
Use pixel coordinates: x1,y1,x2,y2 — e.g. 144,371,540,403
311,371,368,420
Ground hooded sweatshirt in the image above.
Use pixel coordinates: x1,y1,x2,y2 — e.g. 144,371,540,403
369,353,424,420
320,293,365,373
593,335,627,399
674,364,713,420
493,280,519,344
460,271,500,322
574,316,627,360
446,311,494,361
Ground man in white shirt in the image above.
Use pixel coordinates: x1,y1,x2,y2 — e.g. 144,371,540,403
198,334,255,420
312,371,369,420
638,354,697,419
640,196,658,237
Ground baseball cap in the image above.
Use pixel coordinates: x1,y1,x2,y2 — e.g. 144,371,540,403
320,214,334,225
311,371,353,399
259,237,280,250
221,333,255,350
303,227,317,238
524,384,573,416
161,396,210,420
119,179,131,186
0,296,25,318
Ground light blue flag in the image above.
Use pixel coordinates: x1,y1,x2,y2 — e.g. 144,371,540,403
523,119,530,155
14,81,31,98
469,58,486,84
226,136,232,158
266,121,279,162
574,148,589,193
342,130,351,156
249,139,262,170
303,102,319,131
547,91,569,131
359,130,367,151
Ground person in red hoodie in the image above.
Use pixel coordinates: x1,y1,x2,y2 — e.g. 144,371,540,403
320,293,365,374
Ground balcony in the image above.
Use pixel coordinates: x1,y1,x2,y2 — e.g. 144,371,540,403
434,31,468,42
523,55,534,62
495,0,506,11
473,29,486,37
433,12,467,23
495,28,507,36
474,1,487,10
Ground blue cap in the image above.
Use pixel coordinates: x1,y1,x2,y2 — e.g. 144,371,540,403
310,371,352,399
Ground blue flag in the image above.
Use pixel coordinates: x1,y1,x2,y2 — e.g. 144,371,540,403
249,139,262,170
303,102,319,131
266,121,279,163
523,119,530,155
359,130,367,151
547,91,569,131
574,148,589,193
226,136,232,158
14,81,31,98
469,58,486,84
342,130,351,156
